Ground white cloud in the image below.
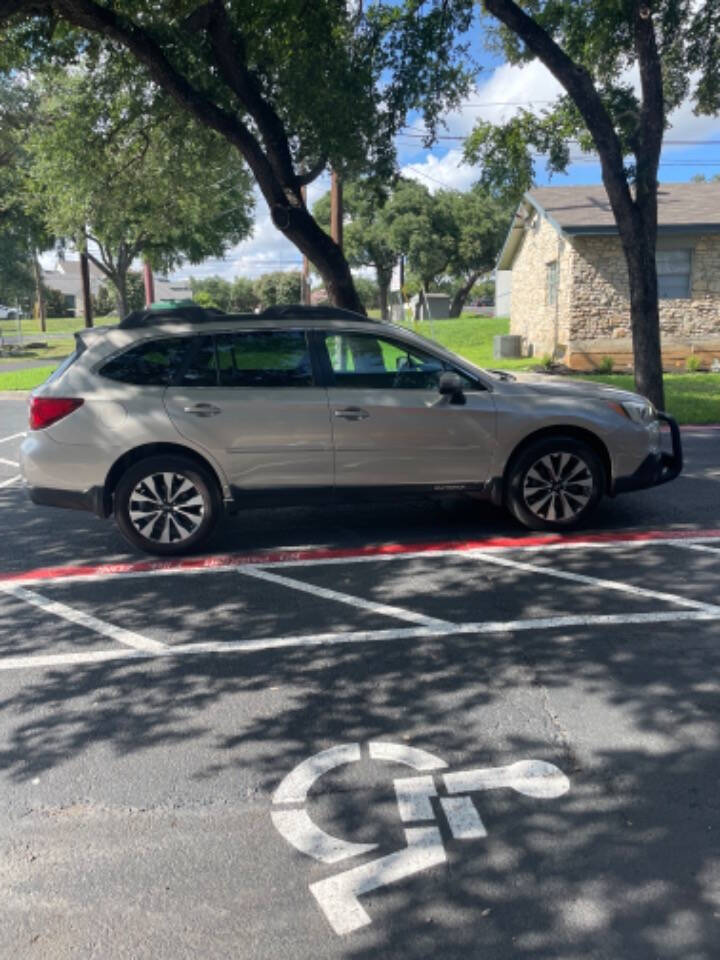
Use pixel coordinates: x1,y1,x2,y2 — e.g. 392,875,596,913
401,149,477,193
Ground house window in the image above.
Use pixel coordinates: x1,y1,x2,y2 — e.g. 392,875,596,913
546,260,559,306
657,249,691,299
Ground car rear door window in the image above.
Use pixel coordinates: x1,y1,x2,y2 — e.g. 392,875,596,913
99,337,192,385
215,330,313,387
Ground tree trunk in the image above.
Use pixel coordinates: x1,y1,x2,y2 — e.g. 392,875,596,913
33,253,46,333
483,0,666,411
621,229,665,410
449,272,480,318
114,271,129,319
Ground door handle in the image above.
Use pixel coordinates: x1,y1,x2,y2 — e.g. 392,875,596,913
334,407,370,421
182,403,222,417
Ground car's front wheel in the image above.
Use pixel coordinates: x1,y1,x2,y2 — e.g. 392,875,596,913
114,455,220,555
506,436,604,531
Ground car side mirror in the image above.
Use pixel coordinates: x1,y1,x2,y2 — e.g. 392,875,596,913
438,371,466,405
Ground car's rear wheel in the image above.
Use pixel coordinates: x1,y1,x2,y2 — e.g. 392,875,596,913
114,455,220,555
506,436,604,531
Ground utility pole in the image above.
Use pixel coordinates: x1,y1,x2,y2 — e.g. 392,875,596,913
301,186,311,305
33,253,47,333
143,260,156,307
79,251,93,328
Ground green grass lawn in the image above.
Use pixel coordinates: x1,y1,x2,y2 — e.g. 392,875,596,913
397,313,533,371
0,365,58,390
16,315,119,335
580,373,720,424
0,337,76,363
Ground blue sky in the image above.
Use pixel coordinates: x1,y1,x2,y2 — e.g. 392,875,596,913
166,13,720,282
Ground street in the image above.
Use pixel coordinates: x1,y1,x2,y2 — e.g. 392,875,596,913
1,392,719,959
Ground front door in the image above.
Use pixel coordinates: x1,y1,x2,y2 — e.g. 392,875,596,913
164,330,333,493
321,331,496,491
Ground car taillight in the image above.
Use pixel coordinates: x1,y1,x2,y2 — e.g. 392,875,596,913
29,396,84,430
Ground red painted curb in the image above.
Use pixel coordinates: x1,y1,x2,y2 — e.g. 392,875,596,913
2,527,720,585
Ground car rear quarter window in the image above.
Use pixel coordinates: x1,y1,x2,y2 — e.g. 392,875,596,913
214,330,313,387
99,337,192,385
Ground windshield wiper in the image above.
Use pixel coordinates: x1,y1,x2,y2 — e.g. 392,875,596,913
486,369,516,382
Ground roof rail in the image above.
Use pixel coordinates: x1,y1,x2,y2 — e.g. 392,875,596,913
257,304,369,321
117,302,370,330
118,305,225,329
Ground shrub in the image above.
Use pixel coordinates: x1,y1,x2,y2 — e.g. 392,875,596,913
686,354,702,373
598,355,615,374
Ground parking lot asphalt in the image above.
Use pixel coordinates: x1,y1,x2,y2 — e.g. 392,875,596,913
1,392,720,960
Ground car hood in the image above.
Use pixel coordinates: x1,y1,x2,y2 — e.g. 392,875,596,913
496,373,646,405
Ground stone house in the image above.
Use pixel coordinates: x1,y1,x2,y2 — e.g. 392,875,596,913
497,183,720,370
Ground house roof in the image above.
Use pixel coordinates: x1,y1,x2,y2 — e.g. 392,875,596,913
497,182,720,269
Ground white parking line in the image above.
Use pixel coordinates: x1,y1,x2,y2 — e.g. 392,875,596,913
0,608,716,673
0,474,21,488
469,550,720,614
239,565,456,630
0,457,19,468
0,432,24,445
0,583,166,652
669,542,720,556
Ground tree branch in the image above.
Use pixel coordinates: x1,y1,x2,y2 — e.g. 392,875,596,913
297,157,327,188
483,0,634,217
198,0,299,190
83,245,112,279
52,0,282,204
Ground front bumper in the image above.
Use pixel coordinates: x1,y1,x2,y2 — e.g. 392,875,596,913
613,412,683,494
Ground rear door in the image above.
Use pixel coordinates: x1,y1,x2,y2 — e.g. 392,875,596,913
163,329,333,493
321,330,496,490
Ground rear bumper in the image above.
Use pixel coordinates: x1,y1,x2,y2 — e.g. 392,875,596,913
27,484,107,518
613,413,683,494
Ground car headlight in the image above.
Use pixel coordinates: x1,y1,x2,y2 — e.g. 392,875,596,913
609,399,656,424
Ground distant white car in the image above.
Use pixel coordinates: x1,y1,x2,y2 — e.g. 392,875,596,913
0,305,19,320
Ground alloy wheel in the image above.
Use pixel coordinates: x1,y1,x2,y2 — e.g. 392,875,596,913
522,452,594,522
128,471,205,544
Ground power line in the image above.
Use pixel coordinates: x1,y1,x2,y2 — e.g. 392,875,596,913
401,131,720,145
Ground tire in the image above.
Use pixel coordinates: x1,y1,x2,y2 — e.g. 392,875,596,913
506,436,604,532
114,455,221,556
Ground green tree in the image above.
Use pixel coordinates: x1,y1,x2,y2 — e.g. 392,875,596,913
0,74,52,326
253,271,302,308
0,0,473,314
314,180,402,321
190,276,234,312
22,66,254,317
463,0,720,410
443,186,511,317
230,276,259,313
353,276,381,312
385,179,459,293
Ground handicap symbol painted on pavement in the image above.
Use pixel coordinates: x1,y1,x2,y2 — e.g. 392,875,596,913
271,741,570,935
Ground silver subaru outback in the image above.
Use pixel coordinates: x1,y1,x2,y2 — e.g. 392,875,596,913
20,304,682,556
